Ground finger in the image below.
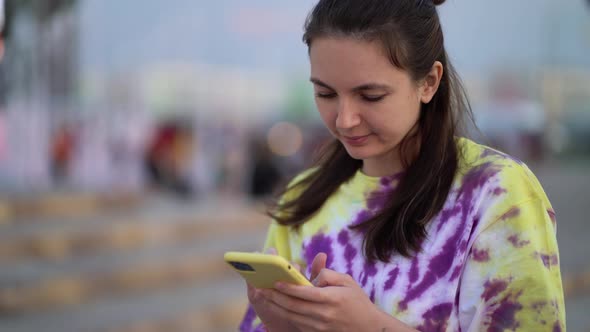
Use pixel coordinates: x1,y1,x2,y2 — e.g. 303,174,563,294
310,252,327,282
312,268,354,287
261,288,324,319
274,281,328,303
246,282,262,302
262,296,321,331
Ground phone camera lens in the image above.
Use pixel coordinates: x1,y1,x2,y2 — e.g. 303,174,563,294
230,261,255,272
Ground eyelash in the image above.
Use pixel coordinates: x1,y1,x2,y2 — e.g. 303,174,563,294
315,93,386,103
362,95,385,102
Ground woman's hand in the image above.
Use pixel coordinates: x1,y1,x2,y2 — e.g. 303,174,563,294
247,282,299,332
258,252,416,332
245,247,311,332
260,267,383,331
247,250,415,332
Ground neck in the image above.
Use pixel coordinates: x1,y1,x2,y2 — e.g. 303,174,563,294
361,154,404,177
362,136,421,177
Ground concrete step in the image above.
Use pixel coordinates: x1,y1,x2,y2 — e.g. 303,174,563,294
0,197,267,262
0,229,266,314
0,278,249,332
0,191,141,224
564,295,590,332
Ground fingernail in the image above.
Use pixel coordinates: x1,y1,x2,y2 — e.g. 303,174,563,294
312,278,318,286
275,282,285,289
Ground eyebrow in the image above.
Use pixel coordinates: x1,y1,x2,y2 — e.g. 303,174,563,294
310,78,392,93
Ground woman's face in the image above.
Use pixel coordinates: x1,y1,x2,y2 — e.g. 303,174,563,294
310,37,434,177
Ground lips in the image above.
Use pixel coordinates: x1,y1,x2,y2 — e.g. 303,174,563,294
342,134,371,146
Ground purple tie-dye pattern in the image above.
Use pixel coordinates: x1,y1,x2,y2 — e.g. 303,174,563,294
500,207,520,220
468,215,481,239
458,163,503,217
384,267,400,291
370,286,376,302
356,180,396,226
239,139,564,331
400,209,463,309
337,229,349,245
304,234,334,269
344,245,357,276
360,260,378,287
367,191,390,211
450,265,462,280
338,230,358,276
239,306,258,332
400,163,504,310
437,204,461,232
507,234,530,248
351,209,372,227
547,209,556,227
416,302,453,332
380,172,402,187
481,279,509,301
409,257,420,283
471,247,490,262
531,301,547,313
492,187,507,196
537,253,559,268
487,291,523,332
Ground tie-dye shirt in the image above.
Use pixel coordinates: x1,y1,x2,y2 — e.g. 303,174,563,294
240,138,565,332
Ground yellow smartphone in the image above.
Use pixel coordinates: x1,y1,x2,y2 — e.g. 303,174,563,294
224,251,313,288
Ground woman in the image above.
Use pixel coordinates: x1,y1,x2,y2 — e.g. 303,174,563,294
240,0,565,331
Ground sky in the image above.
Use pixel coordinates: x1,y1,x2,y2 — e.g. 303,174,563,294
78,0,590,76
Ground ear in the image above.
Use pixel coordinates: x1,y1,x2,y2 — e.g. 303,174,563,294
419,61,443,104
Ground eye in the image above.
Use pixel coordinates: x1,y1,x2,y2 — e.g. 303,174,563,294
361,94,386,102
315,92,337,99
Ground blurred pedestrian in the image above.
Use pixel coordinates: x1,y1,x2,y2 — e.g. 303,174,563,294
144,120,194,197
240,0,565,331
50,124,76,184
249,137,281,199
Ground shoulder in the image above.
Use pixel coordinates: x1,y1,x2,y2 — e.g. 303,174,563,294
455,137,553,227
457,137,547,199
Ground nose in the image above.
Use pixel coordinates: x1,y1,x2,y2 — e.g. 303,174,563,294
335,99,361,130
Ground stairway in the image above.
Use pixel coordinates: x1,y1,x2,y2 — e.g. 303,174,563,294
0,192,268,332
2,165,590,331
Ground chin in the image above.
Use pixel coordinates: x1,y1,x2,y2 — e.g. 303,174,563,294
342,145,378,160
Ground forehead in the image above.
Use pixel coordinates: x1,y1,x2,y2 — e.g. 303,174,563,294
309,37,409,88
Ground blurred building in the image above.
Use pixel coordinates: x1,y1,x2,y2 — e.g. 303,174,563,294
0,0,79,192
0,0,589,193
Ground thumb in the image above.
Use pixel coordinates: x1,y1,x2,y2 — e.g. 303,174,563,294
312,268,353,288
310,252,327,282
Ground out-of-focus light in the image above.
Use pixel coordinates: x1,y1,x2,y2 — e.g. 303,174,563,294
267,122,303,157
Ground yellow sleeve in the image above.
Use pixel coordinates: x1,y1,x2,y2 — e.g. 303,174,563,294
459,197,565,331
263,221,293,261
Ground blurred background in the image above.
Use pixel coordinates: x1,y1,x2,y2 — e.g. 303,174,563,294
0,0,588,331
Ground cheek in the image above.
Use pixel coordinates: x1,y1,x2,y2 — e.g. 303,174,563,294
316,104,336,128
367,100,420,135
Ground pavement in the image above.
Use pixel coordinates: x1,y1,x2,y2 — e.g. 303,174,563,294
0,159,588,331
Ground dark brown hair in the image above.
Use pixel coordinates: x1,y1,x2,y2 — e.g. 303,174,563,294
269,0,473,262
